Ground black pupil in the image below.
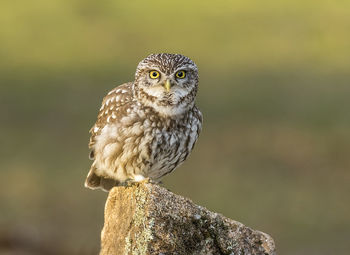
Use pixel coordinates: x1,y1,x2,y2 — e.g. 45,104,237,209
152,72,157,77
178,72,183,77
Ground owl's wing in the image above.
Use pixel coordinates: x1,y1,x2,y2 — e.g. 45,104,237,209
88,82,134,157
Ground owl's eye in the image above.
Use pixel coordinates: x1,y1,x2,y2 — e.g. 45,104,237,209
149,70,160,79
175,70,186,79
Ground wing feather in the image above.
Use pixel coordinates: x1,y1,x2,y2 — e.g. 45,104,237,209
88,82,134,149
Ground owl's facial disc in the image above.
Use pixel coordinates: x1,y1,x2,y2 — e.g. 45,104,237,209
134,53,198,117
135,69,196,117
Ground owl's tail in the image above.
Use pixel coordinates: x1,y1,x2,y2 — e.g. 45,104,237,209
84,166,117,192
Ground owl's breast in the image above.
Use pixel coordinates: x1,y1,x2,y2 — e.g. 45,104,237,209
93,104,201,182
146,111,201,180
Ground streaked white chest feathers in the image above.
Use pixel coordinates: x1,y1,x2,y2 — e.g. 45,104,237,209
93,104,201,182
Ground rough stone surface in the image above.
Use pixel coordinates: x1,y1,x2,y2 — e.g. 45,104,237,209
100,183,276,255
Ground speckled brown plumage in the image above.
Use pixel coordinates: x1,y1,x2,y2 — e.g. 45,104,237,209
85,53,202,191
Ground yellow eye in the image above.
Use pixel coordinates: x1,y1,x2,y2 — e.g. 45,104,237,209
175,70,186,79
149,70,160,79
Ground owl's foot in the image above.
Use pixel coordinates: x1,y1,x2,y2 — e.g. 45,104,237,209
123,176,161,187
123,175,151,187
135,176,157,185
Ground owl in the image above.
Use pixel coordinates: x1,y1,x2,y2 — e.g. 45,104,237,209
85,53,202,191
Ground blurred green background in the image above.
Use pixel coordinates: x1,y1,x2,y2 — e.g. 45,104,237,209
1,0,349,254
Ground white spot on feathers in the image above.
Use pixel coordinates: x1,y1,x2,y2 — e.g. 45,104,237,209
170,134,177,146
133,175,146,182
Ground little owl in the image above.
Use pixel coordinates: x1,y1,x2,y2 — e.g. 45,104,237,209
85,53,202,191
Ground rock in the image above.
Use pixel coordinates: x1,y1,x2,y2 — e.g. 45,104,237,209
99,183,276,255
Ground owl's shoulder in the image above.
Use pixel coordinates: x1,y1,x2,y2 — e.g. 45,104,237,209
99,82,135,115
102,82,134,105
89,82,137,146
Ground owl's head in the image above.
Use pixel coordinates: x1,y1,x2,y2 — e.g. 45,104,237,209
134,53,198,117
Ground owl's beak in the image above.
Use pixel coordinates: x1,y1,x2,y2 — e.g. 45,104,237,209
164,79,171,92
